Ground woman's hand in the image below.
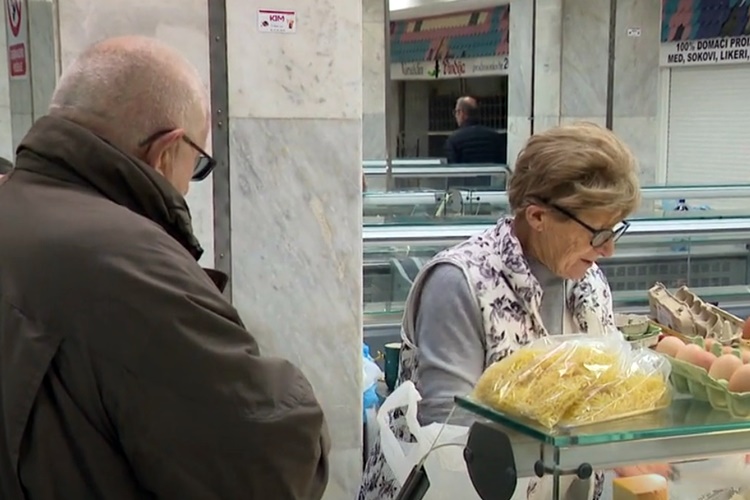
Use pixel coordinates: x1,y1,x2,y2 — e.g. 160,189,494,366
614,464,673,479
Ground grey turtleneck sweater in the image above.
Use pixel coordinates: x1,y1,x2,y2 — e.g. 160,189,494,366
414,259,566,425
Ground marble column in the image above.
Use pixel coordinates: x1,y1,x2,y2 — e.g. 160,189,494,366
506,0,533,168
611,0,661,186
27,0,55,121
363,0,386,160
5,0,32,154
509,0,661,175
0,2,13,159
56,0,215,264
560,0,609,127
532,0,563,133
224,1,363,499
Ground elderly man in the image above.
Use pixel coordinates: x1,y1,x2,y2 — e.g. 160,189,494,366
443,96,506,188
0,36,329,499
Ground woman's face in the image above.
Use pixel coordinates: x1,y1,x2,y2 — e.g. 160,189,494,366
525,205,623,280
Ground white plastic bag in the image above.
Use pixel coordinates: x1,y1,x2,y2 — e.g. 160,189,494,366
377,381,481,500
377,382,595,500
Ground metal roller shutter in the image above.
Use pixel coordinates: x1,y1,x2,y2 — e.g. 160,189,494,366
666,64,750,209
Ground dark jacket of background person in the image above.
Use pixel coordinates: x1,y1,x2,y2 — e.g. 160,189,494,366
0,116,330,500
443,121,506,188
443,120,506,165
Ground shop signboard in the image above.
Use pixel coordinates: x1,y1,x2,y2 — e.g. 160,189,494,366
391,55,509,80
660,34,750,67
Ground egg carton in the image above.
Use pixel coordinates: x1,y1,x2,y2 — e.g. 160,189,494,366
648,283,743,345
668,340,750,419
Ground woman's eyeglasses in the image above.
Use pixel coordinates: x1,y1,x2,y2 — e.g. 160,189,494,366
539,200,630,248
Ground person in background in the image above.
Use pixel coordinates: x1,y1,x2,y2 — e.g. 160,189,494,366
360,122,668,500
443,96,505,189
444,96,506,165
0,36,329,500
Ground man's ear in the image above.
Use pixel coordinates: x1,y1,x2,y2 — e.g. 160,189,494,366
143,128,184,171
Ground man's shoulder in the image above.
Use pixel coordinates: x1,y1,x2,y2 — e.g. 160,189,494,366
1,180,198,296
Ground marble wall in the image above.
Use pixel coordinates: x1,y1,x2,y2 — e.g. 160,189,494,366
56,0,215,264
560,0,609,126
6,0,33,155
363,0,387,159
224,1,363,499
611,0,661,186
506,0,533,168
0,4,12,160
507,0,662,184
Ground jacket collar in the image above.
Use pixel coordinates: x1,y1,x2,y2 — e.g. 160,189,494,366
461,118,479,127
15,116,205,261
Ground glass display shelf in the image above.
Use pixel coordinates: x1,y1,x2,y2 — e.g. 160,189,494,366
363,183,750,222
452,395,750,482
363,160,510,192
455,395,750,447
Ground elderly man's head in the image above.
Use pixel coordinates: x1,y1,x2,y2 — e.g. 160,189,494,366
454,96,479,127
48,36,209,195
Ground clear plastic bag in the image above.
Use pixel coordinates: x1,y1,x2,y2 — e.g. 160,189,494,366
473,332,672,428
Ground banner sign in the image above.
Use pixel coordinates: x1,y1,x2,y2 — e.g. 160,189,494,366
391,55,509,80
660,35,750,67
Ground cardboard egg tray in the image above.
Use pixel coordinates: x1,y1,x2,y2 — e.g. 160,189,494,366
668,339,750,419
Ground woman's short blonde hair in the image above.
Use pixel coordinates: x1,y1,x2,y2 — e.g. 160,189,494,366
508,122,641,218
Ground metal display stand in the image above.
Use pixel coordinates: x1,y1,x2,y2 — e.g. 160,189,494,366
395,421,519,500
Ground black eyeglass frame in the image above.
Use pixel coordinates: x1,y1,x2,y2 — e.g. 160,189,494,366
536,198,630,248
138,129,216,182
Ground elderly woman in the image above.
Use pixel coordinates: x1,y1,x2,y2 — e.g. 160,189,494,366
360,123,666,500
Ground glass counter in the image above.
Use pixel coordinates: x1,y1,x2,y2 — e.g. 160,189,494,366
363,159,510,192
455,395,750,448
452,395,750,499
363,183,750,222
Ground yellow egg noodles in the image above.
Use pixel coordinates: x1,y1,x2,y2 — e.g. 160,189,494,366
472,334,671,428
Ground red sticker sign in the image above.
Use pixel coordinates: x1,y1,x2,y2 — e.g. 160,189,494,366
6,0,22,38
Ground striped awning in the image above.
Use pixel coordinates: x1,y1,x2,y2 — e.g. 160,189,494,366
390,5,510,64
662,0,750,42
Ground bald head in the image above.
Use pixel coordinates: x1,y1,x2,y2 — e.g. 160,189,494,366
49,36,209,153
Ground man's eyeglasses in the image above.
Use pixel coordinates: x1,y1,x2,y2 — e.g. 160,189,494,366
138,129,216,181
540,200,630,248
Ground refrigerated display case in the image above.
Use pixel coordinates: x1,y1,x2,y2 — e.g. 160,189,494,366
363,184,750,353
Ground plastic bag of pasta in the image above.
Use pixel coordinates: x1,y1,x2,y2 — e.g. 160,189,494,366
472,332,672,429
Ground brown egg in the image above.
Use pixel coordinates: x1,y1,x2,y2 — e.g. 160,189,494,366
655,336,685,357
709,354,743,382
743,350,750,364
704,338,716,352
697,351,717,371
728,364,750,393
676,343,715,371
743,318,750,340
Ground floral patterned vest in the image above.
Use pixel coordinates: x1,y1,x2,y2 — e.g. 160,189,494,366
398,216,616,386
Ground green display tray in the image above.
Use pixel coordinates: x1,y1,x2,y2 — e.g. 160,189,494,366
454,395,750,448
668,345,750,419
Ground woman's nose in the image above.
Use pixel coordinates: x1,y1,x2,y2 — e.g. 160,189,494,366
597,238,616,258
